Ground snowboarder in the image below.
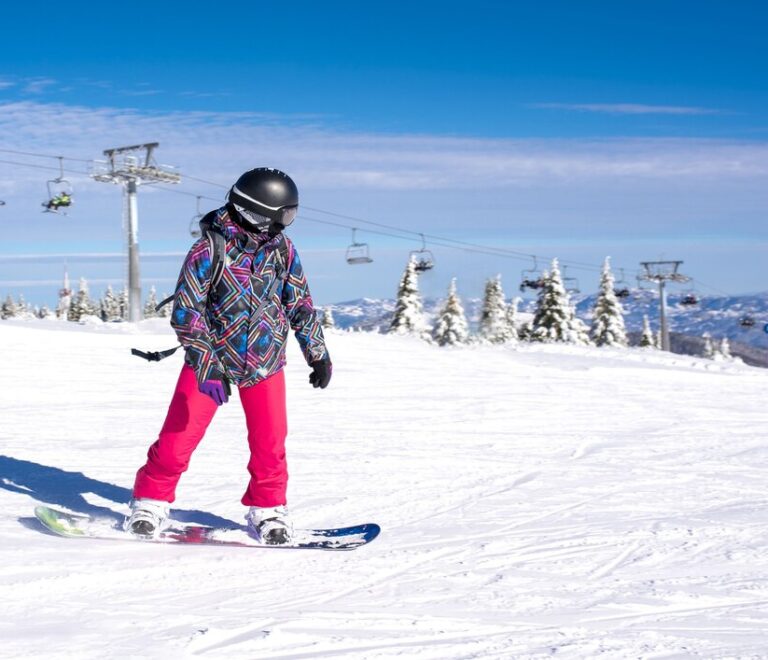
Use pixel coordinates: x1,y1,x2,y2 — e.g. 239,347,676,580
127,168,332,544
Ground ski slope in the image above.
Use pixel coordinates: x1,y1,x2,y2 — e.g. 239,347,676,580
2,319,768,659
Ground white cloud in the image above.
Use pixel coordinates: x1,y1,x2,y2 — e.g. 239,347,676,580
0,101,766,196
531,102,724,116
22,78,57,95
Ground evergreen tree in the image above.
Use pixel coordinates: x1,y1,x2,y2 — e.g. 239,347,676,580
1,294,16,320
144,286,159,319
589,257,628,347
38,305,51,319
432,278,470,346
479,275,514,344
321,306,336,330
639,315,656,348
117,287,129,321
505,296,521,342
388,257,428,339
15,294,35,319
69,278,94,322
100,285,121,322
702,333,716,359
518,320,533,342
530,259,590,344
718,337,732,360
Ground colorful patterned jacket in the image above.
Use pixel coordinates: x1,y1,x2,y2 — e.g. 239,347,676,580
170,205,329,387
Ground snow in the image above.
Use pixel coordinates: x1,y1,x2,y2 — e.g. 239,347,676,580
2,318,768,658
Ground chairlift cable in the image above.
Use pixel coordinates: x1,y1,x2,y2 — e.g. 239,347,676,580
0,149,689,282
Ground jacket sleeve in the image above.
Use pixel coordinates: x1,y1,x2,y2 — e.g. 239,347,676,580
281,241,330,365
170,238,226,384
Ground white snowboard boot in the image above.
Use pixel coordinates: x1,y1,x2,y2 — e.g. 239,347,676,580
125,498,169,537
245,505,293,545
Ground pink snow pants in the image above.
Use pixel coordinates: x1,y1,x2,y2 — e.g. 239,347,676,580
133,365,288,507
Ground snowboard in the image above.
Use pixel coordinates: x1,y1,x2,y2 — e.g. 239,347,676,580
34,505,379,551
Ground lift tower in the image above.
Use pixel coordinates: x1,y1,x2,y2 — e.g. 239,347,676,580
91,143,180,322
638,261,691,352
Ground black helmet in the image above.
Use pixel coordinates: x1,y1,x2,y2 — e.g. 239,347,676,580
227,167,299,233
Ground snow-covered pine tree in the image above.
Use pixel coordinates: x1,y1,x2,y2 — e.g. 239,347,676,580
589,257,628,347
37,305,51,319
388,257,429,339
15,294,35,319
100,285,121,322
639,315,656,348
432,278,470,346
68,278,94,322
718,337,732,360
1,294,16,320
505,296,521,342
479,275,514,344
702,333,716,359
144,286,159,319
117,287,129,321
530,259,590,344
321,306,336,330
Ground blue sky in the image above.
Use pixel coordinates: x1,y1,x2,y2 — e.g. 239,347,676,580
0,1,767,306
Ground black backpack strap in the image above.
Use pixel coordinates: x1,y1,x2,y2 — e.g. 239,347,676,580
206,228,228,294
153,214,224,313
131,345,183,362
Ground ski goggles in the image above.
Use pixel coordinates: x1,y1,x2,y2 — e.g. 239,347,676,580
234,204,297,229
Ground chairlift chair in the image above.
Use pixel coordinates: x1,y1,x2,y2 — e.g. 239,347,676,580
42,157,73,214
561,266,580,295
346,228,373,265
680,292,699,306
613,268,631,298
520,257,545,292
410,234,434,272
189,195,203,239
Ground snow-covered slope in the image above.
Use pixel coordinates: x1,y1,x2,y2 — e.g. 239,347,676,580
2,319,768,658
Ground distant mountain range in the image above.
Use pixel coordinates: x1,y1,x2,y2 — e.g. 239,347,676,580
322,290,768,368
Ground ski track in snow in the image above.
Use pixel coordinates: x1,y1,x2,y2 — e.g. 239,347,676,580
2,318,768,659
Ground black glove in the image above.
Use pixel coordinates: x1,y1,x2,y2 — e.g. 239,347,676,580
308,359,332,389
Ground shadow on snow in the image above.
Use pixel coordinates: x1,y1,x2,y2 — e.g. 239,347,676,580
0,455,238,529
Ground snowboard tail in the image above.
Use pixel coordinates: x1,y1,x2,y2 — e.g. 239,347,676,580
34,506,379,551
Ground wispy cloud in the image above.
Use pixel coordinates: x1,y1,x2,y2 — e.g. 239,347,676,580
0,101,766,195
530,102,724,116
23,78,57,95
0,80,15,90
121,88,164,97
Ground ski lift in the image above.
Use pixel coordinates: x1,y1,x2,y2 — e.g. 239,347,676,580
613,268,631,298
680,291,699,306
410,234,434,272
345,228,373,265
561,265,580,295
740,315,756,328
520,257,545,292
42,157,73,214
189,195,204,239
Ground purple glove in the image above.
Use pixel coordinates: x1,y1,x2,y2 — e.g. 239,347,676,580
199,379,230,406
